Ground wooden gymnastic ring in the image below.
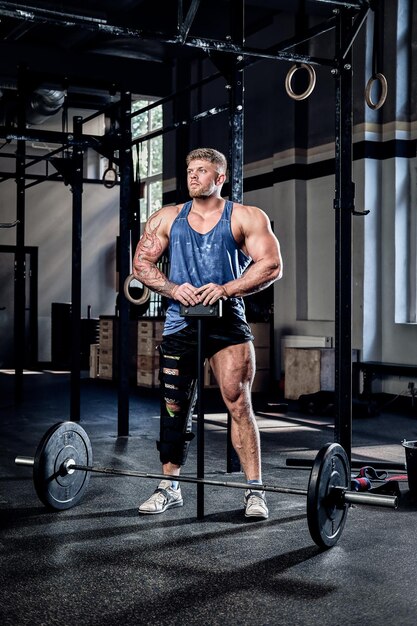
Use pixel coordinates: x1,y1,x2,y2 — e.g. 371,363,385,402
102,166,118,189
285,63,316,101
365,73,388,110
123,273,150,305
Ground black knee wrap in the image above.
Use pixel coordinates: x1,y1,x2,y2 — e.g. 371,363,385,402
157,350,197,466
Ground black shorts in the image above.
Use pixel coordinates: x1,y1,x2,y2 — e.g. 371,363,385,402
161,318,254,361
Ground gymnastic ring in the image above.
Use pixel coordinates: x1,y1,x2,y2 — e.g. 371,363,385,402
123,273,150,305
285,63,316,101
365,73,388,110
102,166,118,189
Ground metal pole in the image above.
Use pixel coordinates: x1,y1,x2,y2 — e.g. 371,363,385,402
70,116,84,421
117,91,133,436
174,60,191,202
226,0,245,474
14,67,27,403
29,248,38,368
196,318,205,518
334,9,354,460
228,73,244,200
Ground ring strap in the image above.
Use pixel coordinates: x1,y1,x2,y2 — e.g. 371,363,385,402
365,3,387,110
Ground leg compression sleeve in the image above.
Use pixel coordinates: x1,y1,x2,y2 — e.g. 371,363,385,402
157,349,197,466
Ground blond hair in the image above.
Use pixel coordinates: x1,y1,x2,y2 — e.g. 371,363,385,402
186,148,227,174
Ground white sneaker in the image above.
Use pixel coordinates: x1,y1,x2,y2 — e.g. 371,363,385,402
244,489,269,519
138,480,183,515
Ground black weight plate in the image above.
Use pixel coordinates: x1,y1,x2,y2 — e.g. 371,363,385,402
33,421,93,510
307,442,350,548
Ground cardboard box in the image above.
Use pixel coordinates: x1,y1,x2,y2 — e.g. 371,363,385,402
138,354,160,370
138,319,164,339
137,336,160,356
99,330,113,349
89,344,100,378
99,317,138,350
284,347,358,400
284,348,323,400
137,368,160,388
99,318,114,349
99,318,113,332
99,347,113,365
99,362,113,380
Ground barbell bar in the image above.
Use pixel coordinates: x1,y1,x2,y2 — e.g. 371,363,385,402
15,421,398,549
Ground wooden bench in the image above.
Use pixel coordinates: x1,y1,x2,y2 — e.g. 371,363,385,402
352,361,417,399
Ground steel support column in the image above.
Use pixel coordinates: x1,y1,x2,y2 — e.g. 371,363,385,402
228,71,244,197
334,9,354,460
226,0,245,474
117,91,133,436
14,68,27,402
174,60,191,201
70,116,84,421
196,318,205,519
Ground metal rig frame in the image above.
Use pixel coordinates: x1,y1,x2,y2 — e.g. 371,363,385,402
1,0,374,460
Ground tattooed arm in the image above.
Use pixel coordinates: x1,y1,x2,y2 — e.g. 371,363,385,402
133,206,200,305
133,208,175,298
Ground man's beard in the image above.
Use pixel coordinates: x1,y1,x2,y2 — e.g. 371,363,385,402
188,182,215,198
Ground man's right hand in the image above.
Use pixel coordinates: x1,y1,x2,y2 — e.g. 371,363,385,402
171,282,201,306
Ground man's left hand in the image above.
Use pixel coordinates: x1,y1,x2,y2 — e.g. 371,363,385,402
195,283,228,306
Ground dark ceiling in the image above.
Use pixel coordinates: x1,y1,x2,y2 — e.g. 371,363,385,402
0,0,366,109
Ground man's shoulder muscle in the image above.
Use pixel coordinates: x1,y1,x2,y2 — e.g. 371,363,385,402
146,204,182,234
231,202,268,233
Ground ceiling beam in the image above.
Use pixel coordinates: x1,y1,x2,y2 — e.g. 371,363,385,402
0,40,173,97
0,0,369,68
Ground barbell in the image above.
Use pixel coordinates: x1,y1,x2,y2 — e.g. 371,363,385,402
15,421,398,549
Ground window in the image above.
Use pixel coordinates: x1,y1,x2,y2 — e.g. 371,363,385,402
132,98,163,224
131,98,165,317
392,0,416,324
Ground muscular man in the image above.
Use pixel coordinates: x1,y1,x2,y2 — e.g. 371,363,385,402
133,147,282,519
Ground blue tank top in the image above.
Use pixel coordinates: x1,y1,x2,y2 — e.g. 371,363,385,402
164,200,252,335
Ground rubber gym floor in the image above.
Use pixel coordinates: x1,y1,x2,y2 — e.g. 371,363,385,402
1,371,417,626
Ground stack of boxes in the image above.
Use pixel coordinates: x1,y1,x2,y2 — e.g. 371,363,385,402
89,343,100,379
97,316,114,380
94,316,138,381
137,319,164,388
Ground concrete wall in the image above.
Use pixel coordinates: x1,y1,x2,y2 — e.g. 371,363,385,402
0,174,120,362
